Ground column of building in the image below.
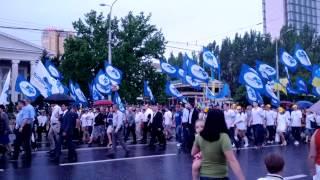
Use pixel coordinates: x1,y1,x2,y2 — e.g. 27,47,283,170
11,60,20,103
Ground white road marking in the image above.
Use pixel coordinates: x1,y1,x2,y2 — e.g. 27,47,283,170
284,174,308,179
0,169,4,172
59,153,177,166
234,144,282,150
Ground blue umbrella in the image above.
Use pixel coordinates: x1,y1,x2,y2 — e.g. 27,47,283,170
296,100,313,109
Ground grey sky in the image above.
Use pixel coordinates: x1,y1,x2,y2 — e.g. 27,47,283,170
0,0,263,57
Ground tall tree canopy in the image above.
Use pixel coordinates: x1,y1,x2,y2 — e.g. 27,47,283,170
61,11,167,104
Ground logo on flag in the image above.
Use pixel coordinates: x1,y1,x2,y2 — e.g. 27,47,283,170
294,44,311,70
160,60,177,76
279,49,297,71
165,82,183,98
15,75,39,101
256,60,276,80
239,64,264,92
185,75,200,89
105,62,123,84
202,49,218,69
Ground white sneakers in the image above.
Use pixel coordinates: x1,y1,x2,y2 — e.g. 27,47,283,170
294,141,300,146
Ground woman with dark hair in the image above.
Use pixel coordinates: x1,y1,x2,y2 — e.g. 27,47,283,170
192,109,245,180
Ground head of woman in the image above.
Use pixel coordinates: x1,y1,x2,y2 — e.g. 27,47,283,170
200,109,229,142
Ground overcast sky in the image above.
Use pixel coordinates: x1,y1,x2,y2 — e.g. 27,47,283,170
0,0,263,57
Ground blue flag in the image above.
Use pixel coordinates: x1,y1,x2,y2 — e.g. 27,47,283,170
177,68,186,82
311,65,320,87
104,61,123,84
94,69,112,95
89,81,105,101
245,85,259,105
165,81,183,99
205,87,217,99
255,60,276,80
143,81,155,102
187,58,209,82
294,43,312,71
184,75,201,90
239,64,264,92
0,70,11,105
286,85,299,95
73,82,88,105
264,81,280,107
15,75,40,101
160,60,177,77
69,80,78,102
45,59,62,80
312,87,320,97
296,77,308,94
113,92,125,112
279,48,298,72
202,48,219,69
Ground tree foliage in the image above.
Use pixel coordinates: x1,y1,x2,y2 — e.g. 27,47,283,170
61,11,167,104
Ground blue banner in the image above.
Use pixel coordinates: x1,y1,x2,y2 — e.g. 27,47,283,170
245,85,258,105
104,61,123,84
239,64,264,92
113,92,126,112
279,48,298,72
69,80,78,101
205,87,217,99
296,77,308,94
286,85,299,95
202,48,219,69
255,60,276,80
165,82,183,99
294,43,312,71
187,58,209,82
45,59,62,80
264,81,280,107
183,54,191,75
184,75,201,90
311,65,320,87
94,69,112,95
160,60,177,77
89,81,105,101
15,75,40,101
143,81,155,102
177,68,186,82
312,87,320,97
0,70,11,105
74,82,88,105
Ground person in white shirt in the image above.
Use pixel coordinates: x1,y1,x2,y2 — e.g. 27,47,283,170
80,109,94,143
181,104,190,151
163,107,173,140
141,104,153,144
305,110,315,143
251,102,265,148
48,104,61,153
224,104,236,145
265,105,277,144
276,107,289,146
234,106,249,147
290,105,302,145
135,107,144,141
36,110,48,142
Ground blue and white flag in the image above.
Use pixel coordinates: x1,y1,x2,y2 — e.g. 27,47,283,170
271,98,280,107
296,77,308,94
45,59,62,80
245,85,258,105
279,48,298,71
286,85,299,95
73,82,87,105
0,70,11,105
113,92,126,112
177,68,186,81
312,87,320,97
104,62,123,84
205,87,217,99
188,59,209,82
30,61,66,97
94,69,112,95
264,81,280,106
143,81,155,102
184,75,201,89
165,82,183,99
15,75,40,101
239,64,264,92
69,80,77,101
183,54,191,74
311,65,320,87
89,81,105,101
202,48,219,69
256,60,276,80
160,60,177,77
294,43,312,71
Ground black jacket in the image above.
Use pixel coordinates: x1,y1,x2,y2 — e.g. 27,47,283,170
151,111,163,130
60,110,78,135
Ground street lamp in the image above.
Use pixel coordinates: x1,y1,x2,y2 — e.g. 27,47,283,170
100,0,119,65
100,0,119,100
275,28,294,100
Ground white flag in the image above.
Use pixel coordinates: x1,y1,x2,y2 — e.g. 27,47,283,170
30,61,64,97
0,70,11,105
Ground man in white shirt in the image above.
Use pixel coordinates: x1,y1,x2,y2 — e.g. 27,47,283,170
108,104,129,157
135,107,144,141
224,104,236,145
48,104,61,154
141,104,153,144
265,105,276,144
290,104,302,145
251,102,265,148
37,110,48,142
164,107,173,140
181,104,190,152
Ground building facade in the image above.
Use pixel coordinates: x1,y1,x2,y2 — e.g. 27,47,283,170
41,29,73,57
0,31,44,103
263,0,320,38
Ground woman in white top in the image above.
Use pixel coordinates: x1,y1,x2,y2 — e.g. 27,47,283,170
234,106,249,147
276,107,288,146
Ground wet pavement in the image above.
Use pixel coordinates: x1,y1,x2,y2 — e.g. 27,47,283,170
0,143,312,180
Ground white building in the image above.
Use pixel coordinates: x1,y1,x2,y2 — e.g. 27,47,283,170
0,31,44,103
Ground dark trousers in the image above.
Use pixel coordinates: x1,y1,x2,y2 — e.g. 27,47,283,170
37,126,46,142
252,124,264,146
228,127,235,144
142,122,149,143
175,125,182,143
181,123,189,151
291,127,301,142
13,124,32,159
55,133,77,160
200,177,229,180
112,127,128,153
149,128,166,147
125,124,137,143
267,126,276,142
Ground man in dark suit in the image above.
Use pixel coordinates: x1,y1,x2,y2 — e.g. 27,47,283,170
51,104,78,162
149,105,166,149
187,103,199,151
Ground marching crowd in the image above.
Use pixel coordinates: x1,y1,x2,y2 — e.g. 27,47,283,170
1,99,320,179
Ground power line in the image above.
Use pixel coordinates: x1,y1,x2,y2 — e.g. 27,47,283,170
165,45,201,52
0,25,75,33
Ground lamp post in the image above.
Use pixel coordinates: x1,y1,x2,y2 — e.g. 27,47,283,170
100,0,119,65
100,0,119,100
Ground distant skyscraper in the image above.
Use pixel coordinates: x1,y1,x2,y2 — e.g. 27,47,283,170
41,28,73,57
263,0,320,38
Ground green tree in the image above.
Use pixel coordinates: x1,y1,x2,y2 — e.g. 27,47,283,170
61,11,167,104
